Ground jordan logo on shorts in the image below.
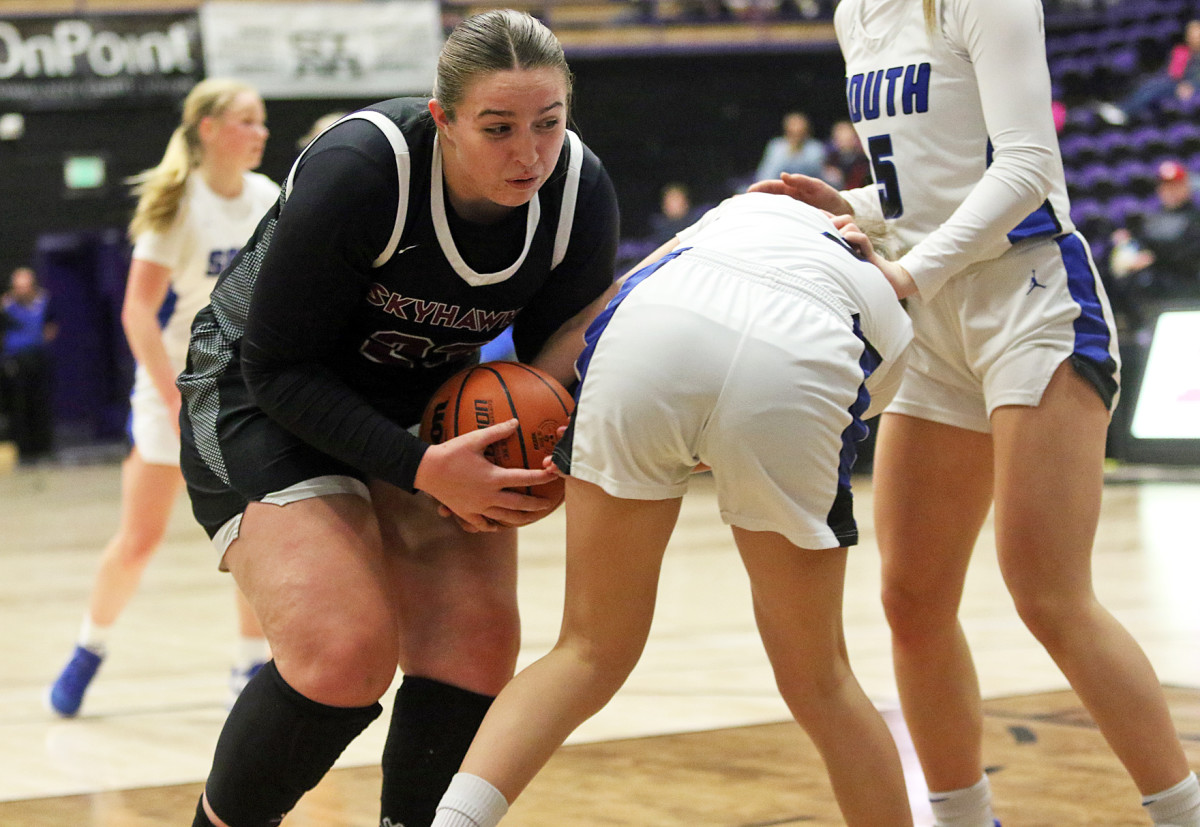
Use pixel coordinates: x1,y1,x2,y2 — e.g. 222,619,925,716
1027,270,1048,294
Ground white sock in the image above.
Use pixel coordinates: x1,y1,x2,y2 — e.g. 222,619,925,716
1144,772,1200,827
233,635,270,670
431,773,510,827
929,774,996,827
77,617,111,655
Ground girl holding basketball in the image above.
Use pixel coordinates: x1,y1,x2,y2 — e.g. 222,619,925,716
430,191,916,827
176,11,618,827
752,0,1199,824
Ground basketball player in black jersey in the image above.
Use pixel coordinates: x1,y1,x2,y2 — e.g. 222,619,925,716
176,11,619,827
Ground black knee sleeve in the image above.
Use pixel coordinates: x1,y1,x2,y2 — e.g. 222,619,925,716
205,660,381,827
192,795,216,827
380,675,495,827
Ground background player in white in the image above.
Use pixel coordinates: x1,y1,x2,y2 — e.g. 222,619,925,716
753,0,1200,824
47,78,278,717
428,192,915,827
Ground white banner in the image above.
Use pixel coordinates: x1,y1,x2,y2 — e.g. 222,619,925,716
199,0,442,99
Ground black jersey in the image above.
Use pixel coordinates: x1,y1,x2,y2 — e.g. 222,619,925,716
179,97,619,494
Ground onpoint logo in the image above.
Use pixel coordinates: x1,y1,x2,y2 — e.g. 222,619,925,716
0,19,196,80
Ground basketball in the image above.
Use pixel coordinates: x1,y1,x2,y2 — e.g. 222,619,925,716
419,361,574,507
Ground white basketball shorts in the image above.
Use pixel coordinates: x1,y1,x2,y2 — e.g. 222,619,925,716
890,232,1121,433
559,248,902,550
129,363,181,466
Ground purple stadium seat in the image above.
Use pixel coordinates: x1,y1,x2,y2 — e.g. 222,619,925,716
1071,197,1117,247
1097,129,1136,161
1060,132,1102,165
1057,30,1101,57
1166,121,1200,154
1130,126,1172,159
1106,193,1150,227
1063,106,1101,136
1113,159,1159,196
1106,0,1168,25
1107,46,1141,82
1051,54,1097,96
1076,162,1121,199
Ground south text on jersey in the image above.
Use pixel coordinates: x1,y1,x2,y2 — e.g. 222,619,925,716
845,63,930,123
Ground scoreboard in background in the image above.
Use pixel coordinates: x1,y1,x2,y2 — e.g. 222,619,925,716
1115,305,1200,466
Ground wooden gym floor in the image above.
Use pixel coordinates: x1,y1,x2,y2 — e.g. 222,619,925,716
1,459,1197,825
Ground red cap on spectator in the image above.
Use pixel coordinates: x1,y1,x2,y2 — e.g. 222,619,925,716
1158,160,1189,183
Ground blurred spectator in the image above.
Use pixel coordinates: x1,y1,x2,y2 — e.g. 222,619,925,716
680,0,727,19
1051,99,1067,132
1,266,57,464
822,119,871,189
646,182,703,243
633,0,726,21
1109,160,1200,313
297,110,349,152
755,111,827,182
1099,18,1200,124
724,0,783,21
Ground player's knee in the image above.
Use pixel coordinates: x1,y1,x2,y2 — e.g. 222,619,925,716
565,632,643,691
282,624,399,705
779,667,856,729
1009,588,1090,650
881,581,957,643
107,529,166,567
401,613,520,695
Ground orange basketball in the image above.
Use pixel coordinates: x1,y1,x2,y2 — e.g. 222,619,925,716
419,361,574,508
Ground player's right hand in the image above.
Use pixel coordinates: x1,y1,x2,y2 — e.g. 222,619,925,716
415,419,558,532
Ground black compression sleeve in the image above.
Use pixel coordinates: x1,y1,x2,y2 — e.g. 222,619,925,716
206,661,381,827
380,676,495,827
240,131,429,491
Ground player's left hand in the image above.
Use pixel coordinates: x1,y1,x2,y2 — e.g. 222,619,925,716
831,214,918,300
749,172,851,215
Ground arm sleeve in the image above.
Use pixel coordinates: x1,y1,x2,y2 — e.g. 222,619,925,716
510,160,620,363
239,135,430,491
842,184,886,226
897,0,1061,299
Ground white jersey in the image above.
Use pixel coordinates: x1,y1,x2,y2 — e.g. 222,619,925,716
131,171,279,365
835,0,1075,300
676,191,912,373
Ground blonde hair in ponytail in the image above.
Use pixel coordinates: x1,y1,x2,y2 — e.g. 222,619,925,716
127,77,257,238
922,0,937,34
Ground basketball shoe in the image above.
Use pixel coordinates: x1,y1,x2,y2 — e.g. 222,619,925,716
227,660,266,708
47,645,104,717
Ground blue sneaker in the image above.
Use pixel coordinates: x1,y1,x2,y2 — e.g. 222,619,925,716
227,660,266,708
47,645,104,717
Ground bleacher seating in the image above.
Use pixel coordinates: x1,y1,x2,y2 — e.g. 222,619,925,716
1049,0,1200,269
